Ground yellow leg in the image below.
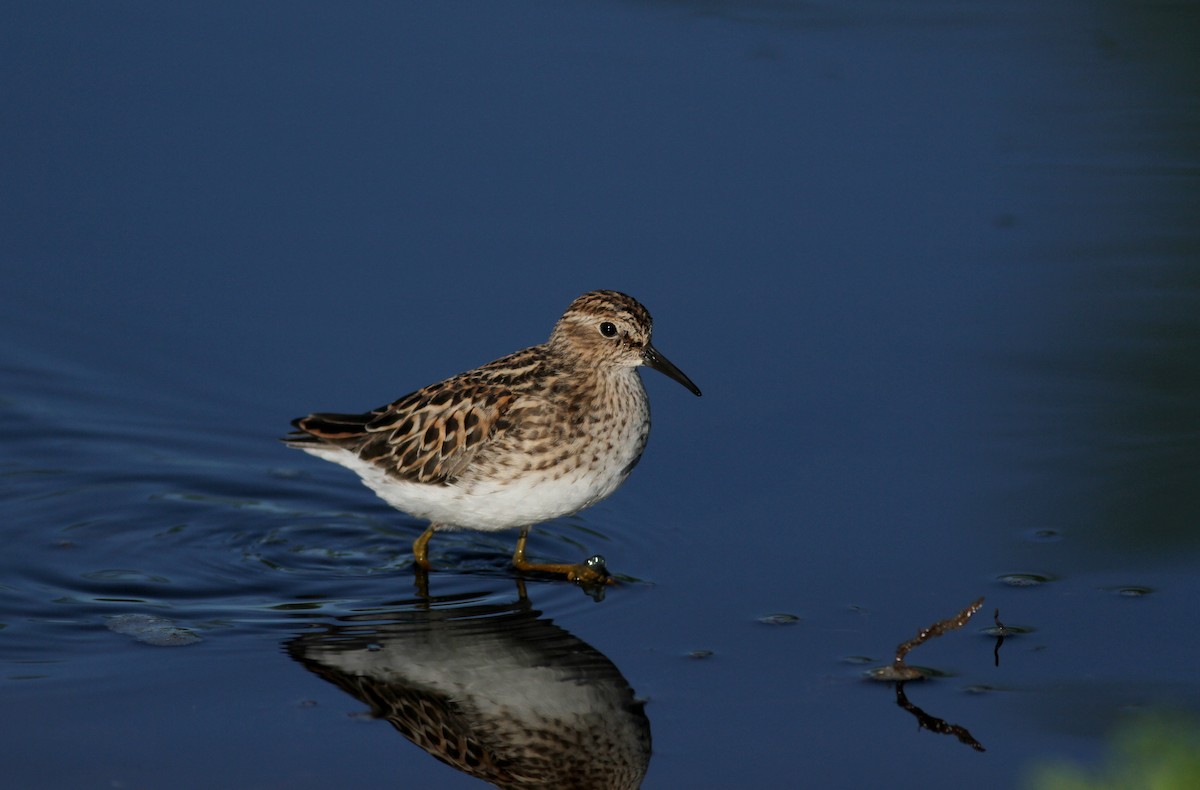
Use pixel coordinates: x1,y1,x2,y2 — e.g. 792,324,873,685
412,563,430,600
511,527,613,585
412,524,437,570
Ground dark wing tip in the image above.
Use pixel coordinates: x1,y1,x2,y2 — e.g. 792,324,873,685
284,412,373,444
280,429,320,446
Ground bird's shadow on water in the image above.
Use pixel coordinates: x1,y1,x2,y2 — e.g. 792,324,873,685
281,577,652,788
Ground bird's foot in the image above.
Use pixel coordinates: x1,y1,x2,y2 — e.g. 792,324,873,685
511,553,615,588
565,555,614,586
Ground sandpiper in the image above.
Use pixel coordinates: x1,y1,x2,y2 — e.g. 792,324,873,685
283,290,700,584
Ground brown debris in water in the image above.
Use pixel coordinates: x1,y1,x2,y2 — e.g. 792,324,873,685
868,596,985,682
864,596,988,752
894,596,985,667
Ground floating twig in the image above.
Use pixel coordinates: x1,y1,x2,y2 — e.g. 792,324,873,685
868,596,985,682
894,596,985,667
865,596,989,752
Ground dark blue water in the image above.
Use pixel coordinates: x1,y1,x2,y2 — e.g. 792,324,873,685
3,2,1199,788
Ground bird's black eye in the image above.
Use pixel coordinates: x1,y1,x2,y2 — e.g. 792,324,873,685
599,322,618,338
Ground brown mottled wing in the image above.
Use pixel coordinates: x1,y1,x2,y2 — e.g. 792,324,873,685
287,380,516,484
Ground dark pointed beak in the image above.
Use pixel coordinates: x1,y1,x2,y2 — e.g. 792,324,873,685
642,343,701,396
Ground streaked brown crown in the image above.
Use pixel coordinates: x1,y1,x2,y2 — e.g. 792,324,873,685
547,290,654,368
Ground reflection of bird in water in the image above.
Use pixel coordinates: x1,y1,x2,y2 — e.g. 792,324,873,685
283,290,700,584
286,587,651,789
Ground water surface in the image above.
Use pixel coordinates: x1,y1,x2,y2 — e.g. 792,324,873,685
3,1,1199,788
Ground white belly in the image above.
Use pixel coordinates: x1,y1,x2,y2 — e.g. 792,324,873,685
297,445,631,531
